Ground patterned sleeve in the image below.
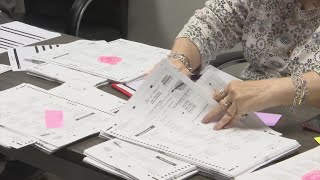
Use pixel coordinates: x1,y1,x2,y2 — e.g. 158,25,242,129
177,0,251,69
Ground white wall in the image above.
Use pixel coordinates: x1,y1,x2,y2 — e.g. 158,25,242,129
128,0,207,49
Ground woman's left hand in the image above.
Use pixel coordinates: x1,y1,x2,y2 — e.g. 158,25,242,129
201,79,292,130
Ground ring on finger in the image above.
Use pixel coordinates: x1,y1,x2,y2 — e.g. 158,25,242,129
239,114,248,118
221,97,232,107
219,88,226,97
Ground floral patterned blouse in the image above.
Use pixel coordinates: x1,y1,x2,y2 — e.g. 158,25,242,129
177,0,320,80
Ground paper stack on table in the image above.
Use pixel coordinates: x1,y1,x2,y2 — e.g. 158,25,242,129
0,21,60,54
27,39,170,83
236,146,320,180
0,83,124,153
100,60,300,179
0,127,35,149
8,44,61,71
84,139,198,180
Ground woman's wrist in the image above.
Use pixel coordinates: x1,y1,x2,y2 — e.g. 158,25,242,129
171,38,201,71
269,77,295,107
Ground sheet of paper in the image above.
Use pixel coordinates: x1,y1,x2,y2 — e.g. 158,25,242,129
125,77,145,91
28,39,170,82
50,83,127,114
101,60,300,178
236,146,320,180
8,44,61,71
28,63,107,86
255,112,282,127
0,127,35,149
84,139,197,180
0,21,60,54
195,65,282,136
0,84,113,153
0,64,11,74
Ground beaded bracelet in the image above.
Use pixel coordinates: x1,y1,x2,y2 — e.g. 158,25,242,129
289,74,308,111
167,52,193,71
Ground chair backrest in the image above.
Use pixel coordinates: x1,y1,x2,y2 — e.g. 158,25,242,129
0,0,16,17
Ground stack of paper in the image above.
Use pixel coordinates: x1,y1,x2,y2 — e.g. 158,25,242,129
0,83,123,153
84,139,198,180
236,146,320,180
0,127,35,149
100,60,300,179
0,21,60,54
27,39,170,82
8,44,61,71
50,83,127,114
28,63,108,86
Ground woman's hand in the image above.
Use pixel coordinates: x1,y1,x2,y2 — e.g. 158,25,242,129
202,79,294,130
170,58,192,77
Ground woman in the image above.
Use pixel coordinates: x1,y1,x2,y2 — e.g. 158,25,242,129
169,0,320,130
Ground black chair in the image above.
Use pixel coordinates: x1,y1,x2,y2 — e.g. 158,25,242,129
66,0,128,38
23,0,128,40
212,51,247,70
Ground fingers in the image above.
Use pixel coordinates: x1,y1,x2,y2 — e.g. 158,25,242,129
202,96,231,123
223,114,242,129
214,103,237,130
212,88,227,101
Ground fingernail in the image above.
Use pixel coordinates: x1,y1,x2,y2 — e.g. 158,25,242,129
201,116,209,123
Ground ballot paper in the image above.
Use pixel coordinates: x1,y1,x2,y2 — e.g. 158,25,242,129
8,44,61,71
0,84,114,153
0,21,60,54
100,60,300,179
236,146,320,180
28,39,170,82
195,66,282,136
28,63,108,86
84,139,198,180
0,127,35,149
0,64,11,74
50,83,127,114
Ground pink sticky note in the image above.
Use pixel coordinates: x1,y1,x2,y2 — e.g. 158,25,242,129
302,170,320,180
45,110,64,129
98,56,122,65
255,112,282,126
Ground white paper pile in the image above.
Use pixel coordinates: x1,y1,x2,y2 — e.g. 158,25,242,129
84,139,198,180
236,146,320,180
0,127,35,149
0,84,120,153
8,44,61,71
27,39,170,82
0,21,60,54
50,83,127,115
100,60,300,179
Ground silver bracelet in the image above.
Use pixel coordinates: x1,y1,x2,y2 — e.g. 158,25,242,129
289,74,308,111
167,52,192,71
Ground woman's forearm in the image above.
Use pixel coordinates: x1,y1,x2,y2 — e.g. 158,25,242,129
271,71,320,108
171,38,202,72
